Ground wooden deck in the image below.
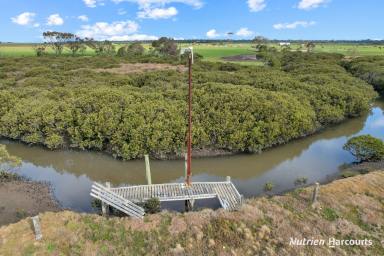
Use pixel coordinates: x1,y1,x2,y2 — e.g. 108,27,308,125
111,181,243,211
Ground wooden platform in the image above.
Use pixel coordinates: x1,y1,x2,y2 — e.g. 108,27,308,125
111,181,243,211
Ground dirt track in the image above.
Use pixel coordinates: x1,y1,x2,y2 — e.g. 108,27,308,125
222,54,258,61
96,63,187,74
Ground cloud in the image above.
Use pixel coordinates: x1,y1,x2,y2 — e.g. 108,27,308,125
118,8,127,15
298,0,328,10
206,29,220,38
247,0,266,12
11,12,36,26
112,0,203,9
273,21,316,30
78,15,89,22
113,0,202,19
236,27,254,37
77,20,139,40
137,6,178,19
109,34,159,41
84,0,100,7
47,14,64,26
370,118,384,128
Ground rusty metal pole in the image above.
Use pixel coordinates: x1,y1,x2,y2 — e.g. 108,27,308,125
186,54,192,186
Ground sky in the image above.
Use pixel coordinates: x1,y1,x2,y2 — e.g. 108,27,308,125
1,0,383,42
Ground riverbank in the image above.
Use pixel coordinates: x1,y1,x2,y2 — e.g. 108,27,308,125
1,169,383,255
0,171,60,226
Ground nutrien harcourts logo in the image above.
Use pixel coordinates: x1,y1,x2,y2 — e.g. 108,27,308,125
289,238,373,248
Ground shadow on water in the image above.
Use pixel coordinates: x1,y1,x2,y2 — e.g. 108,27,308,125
2,99,384,212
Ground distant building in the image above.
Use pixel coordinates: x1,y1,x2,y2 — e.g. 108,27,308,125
279,42,291,46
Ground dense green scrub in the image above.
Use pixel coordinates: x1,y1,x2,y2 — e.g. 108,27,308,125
0,53,377,159
342,56,384,95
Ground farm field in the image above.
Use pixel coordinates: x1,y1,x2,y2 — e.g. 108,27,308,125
1,42,384,60
0,44,96,57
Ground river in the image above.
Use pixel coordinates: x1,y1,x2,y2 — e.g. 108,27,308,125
2,99,383,212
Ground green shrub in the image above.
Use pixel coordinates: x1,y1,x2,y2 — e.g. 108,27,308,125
343,56,384,95
45,134,65,149
264,182,274,192
322,207,339,221
143,198,161,214
343,135,384,162
117,43,145,58
294,177,308,186
0,144,21,168
0,170,22,182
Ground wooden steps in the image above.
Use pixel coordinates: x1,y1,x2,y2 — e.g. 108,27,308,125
90,182,145,218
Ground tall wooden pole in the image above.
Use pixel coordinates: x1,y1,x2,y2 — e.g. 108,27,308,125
186,55,192,186
145,154,152,185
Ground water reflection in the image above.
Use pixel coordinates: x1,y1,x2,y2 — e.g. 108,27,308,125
2,100,383,212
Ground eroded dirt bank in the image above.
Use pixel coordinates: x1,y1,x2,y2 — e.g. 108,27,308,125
0,170,383,255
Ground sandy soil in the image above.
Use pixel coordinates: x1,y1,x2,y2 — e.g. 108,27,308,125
96,63,187,74
0,180,60,226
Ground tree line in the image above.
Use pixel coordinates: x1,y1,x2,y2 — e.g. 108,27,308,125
35,31,181,58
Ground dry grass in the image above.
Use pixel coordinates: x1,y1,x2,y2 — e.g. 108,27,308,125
1,171,383,255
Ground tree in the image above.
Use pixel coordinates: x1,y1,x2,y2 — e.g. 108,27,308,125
85,39,115,56
0,144,21,170
128,42,145,56
281,45,291,53
117,42,145,57
33,44,47,56
66,35,86,56
43,31,74,55
151,37,179,56
252,36,269,52
305,41,316,52
343,135,384,162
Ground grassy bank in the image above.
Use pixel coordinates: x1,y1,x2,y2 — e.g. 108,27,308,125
1,170,383,255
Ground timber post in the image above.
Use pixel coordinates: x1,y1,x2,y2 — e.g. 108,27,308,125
145,154,152,185
184,153,188,180
31,215,42,241
184,152,195,211
226,176,231,182
101,182,111,216
185,199,195,212
312,182,320,205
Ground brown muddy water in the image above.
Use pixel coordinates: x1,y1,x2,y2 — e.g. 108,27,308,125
2,99,384,212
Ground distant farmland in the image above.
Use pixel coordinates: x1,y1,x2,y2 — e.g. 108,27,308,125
1,42,384,59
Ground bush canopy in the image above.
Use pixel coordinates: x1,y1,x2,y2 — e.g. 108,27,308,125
0,52,378,159
343,135,384,162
